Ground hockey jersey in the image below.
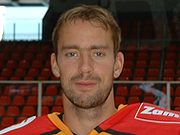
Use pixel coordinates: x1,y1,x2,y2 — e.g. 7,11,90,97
0,103,180,135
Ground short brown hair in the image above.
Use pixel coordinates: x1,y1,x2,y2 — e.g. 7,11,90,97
52,4,121,56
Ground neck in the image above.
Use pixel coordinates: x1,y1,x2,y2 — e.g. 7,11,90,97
62,90,117,135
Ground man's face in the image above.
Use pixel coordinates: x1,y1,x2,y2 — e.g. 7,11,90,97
51,20,123,109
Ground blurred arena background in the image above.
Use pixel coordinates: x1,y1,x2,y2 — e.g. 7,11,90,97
0,0,180,129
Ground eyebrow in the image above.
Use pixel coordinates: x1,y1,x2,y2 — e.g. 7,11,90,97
91,44,109,50
61,44,109,51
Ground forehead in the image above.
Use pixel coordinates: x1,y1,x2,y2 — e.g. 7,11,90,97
58,20,113,49
60,19,110,34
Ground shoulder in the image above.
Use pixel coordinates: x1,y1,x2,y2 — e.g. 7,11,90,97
0,113,59,135
0,116,37,134
99,103,180,134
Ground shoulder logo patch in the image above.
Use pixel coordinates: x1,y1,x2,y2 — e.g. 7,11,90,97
134,103,180,124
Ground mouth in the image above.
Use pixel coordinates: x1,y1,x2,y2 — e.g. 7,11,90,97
75,81,97,88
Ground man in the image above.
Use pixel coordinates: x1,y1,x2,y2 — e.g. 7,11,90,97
0,4,180,135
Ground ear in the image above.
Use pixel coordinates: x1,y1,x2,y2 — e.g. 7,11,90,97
51,53,60,78
113,52,124,79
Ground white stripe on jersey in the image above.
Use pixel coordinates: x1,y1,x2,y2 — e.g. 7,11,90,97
0,116,36,134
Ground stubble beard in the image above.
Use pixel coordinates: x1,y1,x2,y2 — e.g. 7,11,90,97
61,74,113,109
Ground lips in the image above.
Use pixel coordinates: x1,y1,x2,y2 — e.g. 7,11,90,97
75,81,97,88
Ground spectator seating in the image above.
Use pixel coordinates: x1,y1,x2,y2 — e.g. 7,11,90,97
0,41,179,130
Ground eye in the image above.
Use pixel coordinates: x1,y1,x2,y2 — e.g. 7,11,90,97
65,52,78,57
93,51,105,57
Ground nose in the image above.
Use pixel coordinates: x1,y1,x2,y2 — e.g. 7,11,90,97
78,52,94,74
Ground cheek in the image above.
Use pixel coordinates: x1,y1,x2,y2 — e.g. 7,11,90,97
59,68,72,88
96,62,114,79
59,61,77,79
